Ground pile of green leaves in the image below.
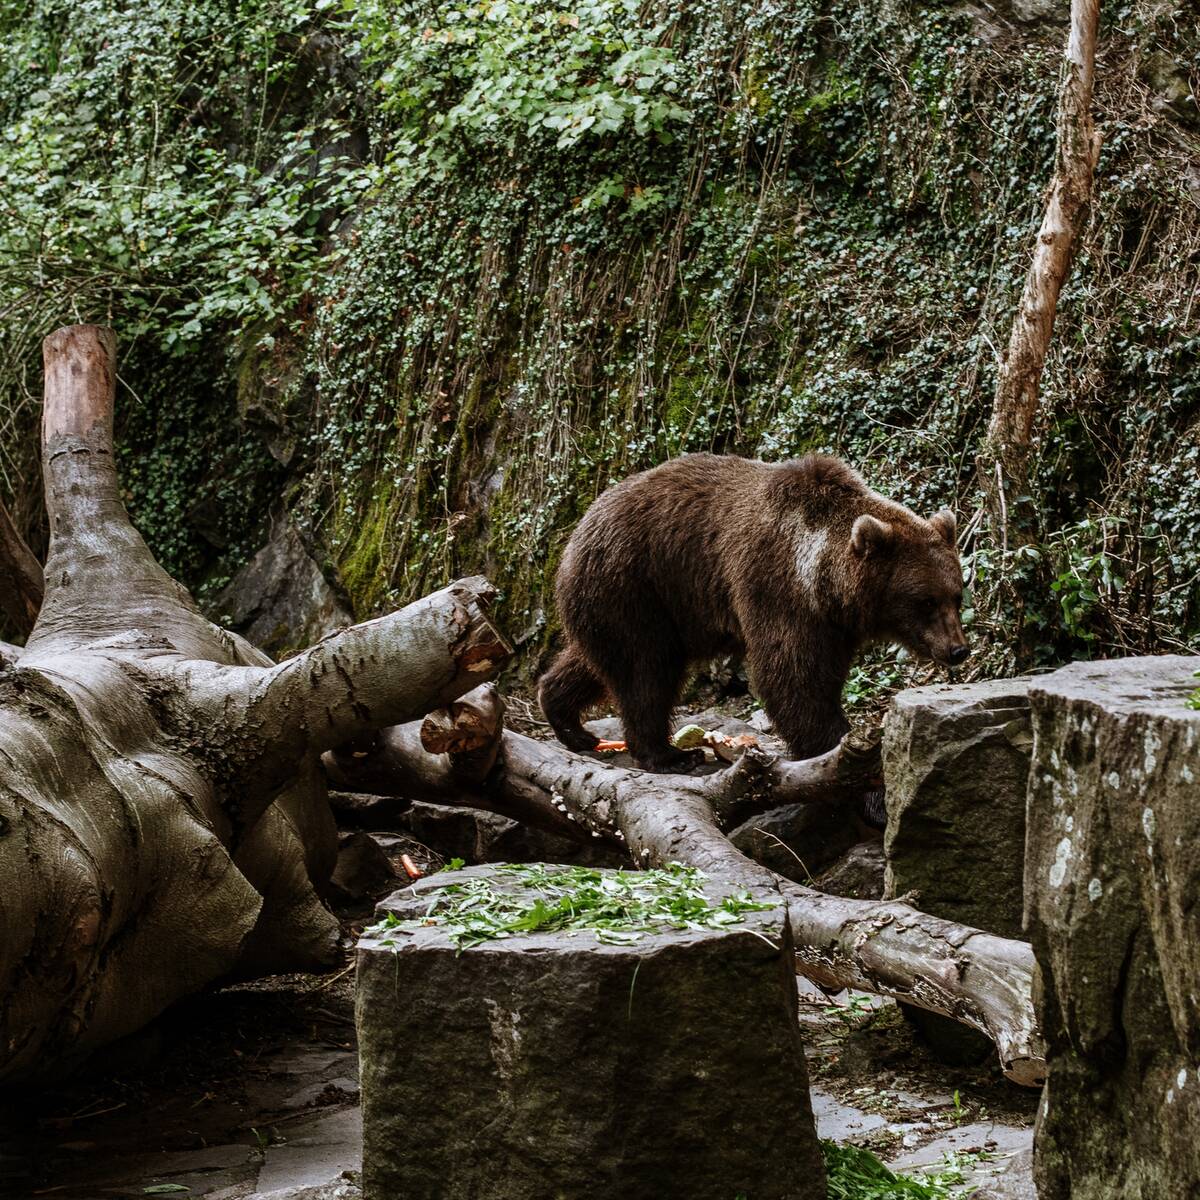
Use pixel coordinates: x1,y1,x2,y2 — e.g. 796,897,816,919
822,1141,979,1200
366,862,776,951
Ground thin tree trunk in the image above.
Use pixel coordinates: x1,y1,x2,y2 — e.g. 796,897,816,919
978,0,1102,548
0,496,42,636
0,325,511,1083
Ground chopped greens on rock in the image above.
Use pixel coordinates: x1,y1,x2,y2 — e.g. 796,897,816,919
365,863,777,951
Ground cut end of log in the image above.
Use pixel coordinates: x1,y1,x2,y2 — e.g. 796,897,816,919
420,684,506,756
42,325,118,441
1005,1055,1048,1089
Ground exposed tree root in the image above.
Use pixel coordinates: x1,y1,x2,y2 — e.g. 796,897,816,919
0,325,511,1083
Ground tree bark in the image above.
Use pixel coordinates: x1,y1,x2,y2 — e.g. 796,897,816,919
0,324,511,1083
978,0,1102,549
329,692,1046,1087
0,495,42,636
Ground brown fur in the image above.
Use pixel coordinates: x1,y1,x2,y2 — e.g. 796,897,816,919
539,452,967,773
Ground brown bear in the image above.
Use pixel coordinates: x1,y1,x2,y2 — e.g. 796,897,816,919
538,452,967,774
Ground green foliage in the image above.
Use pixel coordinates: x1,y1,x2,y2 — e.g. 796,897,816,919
356,0,689,157
0,0,1196,666
0,0,368,581
365,862,776,951
823,991,876,1028
821,1140,980,1199
1187,671,1200,712
0,0,369,355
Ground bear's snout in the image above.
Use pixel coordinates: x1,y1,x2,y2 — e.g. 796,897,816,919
947,643,969,665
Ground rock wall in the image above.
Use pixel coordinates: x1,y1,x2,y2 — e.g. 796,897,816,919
1025,655,1200,1200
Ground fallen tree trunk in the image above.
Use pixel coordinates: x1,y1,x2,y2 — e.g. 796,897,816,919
0,325,510,1083
330,689,1045,1087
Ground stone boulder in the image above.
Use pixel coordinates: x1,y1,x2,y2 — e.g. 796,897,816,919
1025,655,1200,1200
357,866,826,1200
215,519,352,656
397,800,625,869
883,677,1034,1062
813,840,885,900
327,832,397,906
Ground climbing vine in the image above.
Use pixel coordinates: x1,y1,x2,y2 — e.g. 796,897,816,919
0,0,1197,669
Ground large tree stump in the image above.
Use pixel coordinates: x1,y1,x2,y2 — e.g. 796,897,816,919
1026,655,1200,1200
884,678,1034,1062
0,325,510,1082
357,866,827,1200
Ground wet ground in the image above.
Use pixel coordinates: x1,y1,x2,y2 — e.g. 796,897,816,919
0,950,1036,1199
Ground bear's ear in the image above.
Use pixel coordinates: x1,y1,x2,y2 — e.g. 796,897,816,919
850,514,894,558
929,508,957,547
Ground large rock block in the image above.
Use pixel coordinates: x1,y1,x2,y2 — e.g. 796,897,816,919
1026,655,1200,1200
357,866,826,1200
883,676,1034,937
883,677,1034,1061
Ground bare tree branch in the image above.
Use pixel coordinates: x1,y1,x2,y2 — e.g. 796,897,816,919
978,0,1102,547
0,497,42,636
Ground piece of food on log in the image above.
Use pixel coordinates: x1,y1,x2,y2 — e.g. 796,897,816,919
357,864,826,1200
1026,655,1200,1200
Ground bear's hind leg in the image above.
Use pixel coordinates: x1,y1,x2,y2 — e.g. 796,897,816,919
599,638,702,774
538,644,607,752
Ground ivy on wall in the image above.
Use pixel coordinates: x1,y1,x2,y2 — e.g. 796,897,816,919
0,0,1197,670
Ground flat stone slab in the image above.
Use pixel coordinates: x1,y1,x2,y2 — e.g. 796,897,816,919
256,1107,363,1195
357,865,825,1200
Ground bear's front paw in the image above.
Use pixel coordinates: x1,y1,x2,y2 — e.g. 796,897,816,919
636,747,706,775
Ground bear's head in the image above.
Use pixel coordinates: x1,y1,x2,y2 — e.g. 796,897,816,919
850,507,968,667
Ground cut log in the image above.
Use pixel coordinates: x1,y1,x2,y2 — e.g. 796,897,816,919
1026,655,1200,1200
333,692,1046,1085
358,865,826,1200
0,324,511,1082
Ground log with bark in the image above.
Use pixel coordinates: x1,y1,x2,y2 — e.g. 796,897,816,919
0,325,510,1083
328,688,1047,1087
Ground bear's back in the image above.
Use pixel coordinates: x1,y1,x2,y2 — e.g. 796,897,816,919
557,453,867,654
